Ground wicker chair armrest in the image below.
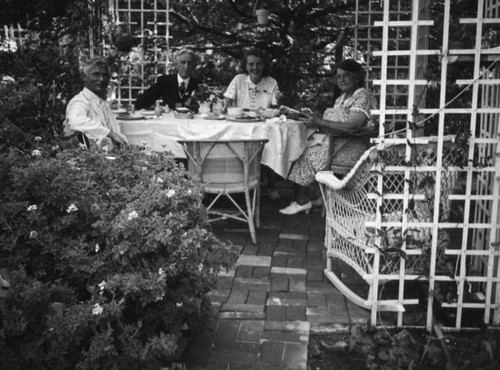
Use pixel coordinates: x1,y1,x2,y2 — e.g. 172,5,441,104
315,171,344,189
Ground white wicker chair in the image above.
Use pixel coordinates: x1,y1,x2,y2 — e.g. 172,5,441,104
315,136,458,312
178,139,268,244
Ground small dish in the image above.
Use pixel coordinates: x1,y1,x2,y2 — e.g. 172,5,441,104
175,107,191,114
139,110,156,116
117,113,145,120
198,113,225,120
226,115,262,122
174,111,194,119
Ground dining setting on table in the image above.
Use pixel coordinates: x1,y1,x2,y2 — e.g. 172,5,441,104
112,47,317,182
63,45,378,228
114,103,313,180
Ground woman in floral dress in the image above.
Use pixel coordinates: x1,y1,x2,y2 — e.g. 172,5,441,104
280,59,378,215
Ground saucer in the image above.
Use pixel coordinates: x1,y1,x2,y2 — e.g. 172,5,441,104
226,115,262,122
117,113,145,120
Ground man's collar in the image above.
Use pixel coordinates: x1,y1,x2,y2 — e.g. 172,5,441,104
82,87,105,102
177,74,190,85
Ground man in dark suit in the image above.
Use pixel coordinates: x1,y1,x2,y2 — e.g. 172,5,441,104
135,48,200,110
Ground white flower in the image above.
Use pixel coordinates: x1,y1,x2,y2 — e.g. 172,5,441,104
127,210,138,221
31,149,42,157
155,292,165,302
95,244,100,252
186,189,192,195
29,231,38,239
27,205,37,211
34,136,42,142
0,39,17,53
158,268,165,276
98,281,107,291
166,189,175,198
92,303,103,315
156,177,164,184
198,263,204,272
1,75,15,84
176,302,183,308
66,203,78,213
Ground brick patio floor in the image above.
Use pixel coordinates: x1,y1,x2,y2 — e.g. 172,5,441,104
183,182,370,370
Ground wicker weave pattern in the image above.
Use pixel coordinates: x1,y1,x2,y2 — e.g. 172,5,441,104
316,136,458,311
178,140,268,244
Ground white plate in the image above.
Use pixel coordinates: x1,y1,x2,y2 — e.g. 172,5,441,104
226,115,262,122
198,113,226,120
139,110,156,116
117,114,145,120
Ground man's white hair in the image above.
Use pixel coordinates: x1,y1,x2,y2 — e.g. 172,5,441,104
82,57,109,76
175,48,198,63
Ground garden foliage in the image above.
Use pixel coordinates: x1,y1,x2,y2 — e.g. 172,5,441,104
0,146,239,369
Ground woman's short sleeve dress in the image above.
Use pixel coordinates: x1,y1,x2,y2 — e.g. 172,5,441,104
288,88,377,185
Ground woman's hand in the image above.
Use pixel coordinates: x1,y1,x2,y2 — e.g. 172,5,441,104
302,112,321,129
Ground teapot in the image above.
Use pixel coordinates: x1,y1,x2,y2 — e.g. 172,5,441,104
199,102,211,114
212,100,227,115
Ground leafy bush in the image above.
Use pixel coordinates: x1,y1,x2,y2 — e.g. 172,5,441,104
0,28,83,152
0,145,239,369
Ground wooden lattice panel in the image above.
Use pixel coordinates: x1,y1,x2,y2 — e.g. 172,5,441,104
346,0,500,330
109,0,171,105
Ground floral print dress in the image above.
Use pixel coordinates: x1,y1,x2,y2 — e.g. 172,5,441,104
288,88,377,186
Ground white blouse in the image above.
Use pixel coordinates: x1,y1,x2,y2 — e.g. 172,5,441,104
224,74,280,110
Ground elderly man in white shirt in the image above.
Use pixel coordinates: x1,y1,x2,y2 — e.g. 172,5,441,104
63,57,128,149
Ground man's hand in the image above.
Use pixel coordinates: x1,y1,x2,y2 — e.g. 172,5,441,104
108,132,128,149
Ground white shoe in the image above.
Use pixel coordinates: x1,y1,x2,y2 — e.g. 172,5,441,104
279,201,312,215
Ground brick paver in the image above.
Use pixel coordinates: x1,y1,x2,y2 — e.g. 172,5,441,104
184,185,369,370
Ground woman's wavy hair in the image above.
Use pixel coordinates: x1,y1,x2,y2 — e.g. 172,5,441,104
239,48,271,77
334,59,366,88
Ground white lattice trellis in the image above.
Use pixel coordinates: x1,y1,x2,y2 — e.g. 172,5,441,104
323,0,500,331
109,0,172,106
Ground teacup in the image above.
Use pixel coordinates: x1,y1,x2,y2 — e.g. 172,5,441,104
227,107,244,118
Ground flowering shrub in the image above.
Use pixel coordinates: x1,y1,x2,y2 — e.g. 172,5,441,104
0,30,82,152
0,146,239,369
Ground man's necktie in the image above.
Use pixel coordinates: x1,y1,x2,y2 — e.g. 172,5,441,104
179,81,186,96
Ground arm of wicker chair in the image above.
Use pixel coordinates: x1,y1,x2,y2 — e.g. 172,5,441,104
315,145,378,191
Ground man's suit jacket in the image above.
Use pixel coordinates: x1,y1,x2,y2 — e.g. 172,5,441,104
135,74,200,110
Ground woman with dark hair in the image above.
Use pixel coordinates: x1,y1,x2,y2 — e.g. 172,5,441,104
223,48,280,110
279,59,378,215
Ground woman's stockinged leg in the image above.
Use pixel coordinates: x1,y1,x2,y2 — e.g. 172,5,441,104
278,182,312,215
295,184,310,206
279,141,328,215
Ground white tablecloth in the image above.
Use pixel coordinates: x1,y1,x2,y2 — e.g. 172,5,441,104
118,113,310,179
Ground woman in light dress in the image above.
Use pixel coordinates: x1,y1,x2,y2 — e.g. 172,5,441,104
224,48,280,111
280,59,378,215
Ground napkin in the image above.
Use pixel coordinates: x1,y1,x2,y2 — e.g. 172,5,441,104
266,115,287,124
